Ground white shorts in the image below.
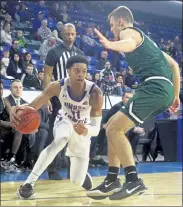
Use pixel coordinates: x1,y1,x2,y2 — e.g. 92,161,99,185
53,116,91,158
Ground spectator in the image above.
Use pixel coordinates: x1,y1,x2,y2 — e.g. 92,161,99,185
23,52,33,67
120,69,127,85
9,40,23,59
86,72,92,81
38,36,57,60
1,50,10,76
4,80,27,170
168,42,178,59
50,2,61,20
14,4,21,23
76,21,85,36
18,3,29,21
0,80,15,168
23,52,38,75
0,1,9,23
32,11,44,34
167,39,172,45
37,71,44,90
37,19,53,41
92,72,101,88
60,4,69,23
35,0,48,15
86,27,94,38
100,61,115,82
7,53,25,79
98,51,108,70
17,30,26,48
125,67,138,89
174,36,182,52
21,64,41,90
52,21,63,43
1,22,12,46
159,38,166,51
113,74,129,96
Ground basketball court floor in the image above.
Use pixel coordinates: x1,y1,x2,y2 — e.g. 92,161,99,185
1,162,182,206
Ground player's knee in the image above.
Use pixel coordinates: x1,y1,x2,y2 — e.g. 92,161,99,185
106,124,116,139
106,125,125,141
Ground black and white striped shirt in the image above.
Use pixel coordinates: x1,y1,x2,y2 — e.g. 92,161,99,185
45,42,83,80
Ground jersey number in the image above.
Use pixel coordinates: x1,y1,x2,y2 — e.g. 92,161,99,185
71,110,81,120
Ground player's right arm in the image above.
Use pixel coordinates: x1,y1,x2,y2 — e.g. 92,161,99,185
162,51,180,113
10,81,61,125
43,49,57,113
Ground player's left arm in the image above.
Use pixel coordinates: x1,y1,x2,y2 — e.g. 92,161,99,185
162,51,180,113
94,28,140,53
162,51,180,99
86,85,103,136
74,85,103,137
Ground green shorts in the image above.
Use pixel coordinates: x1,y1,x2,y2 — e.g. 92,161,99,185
120,77,174,125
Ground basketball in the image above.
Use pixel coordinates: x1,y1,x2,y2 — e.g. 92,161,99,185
15,106,40,134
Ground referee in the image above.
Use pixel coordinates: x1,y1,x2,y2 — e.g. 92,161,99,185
43,23,83,180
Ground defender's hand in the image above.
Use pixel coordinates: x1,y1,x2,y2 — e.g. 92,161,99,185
169,97,180,114
94,28,111,49
73,123,88,136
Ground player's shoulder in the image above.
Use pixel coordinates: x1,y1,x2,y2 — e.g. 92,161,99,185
89,82,103,97
121,27,142,36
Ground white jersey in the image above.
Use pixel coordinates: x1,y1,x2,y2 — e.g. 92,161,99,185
57,78,95,125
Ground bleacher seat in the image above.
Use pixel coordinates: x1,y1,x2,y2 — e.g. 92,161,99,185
1,79,12,88
87,56,99,66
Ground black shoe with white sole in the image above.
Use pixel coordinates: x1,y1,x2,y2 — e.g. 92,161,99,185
82,173,93,190
109,178,147,200
87,178,121,200
17,183,34,199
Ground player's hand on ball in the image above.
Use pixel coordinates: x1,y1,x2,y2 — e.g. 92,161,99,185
169,97,180,114
10,106,24,127
73,123,88,136
94,28,111,49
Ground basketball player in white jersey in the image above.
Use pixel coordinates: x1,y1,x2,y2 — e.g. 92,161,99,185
10,55,103,199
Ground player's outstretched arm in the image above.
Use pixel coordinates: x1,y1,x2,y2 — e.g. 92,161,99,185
28,81,61,110
94,28,138,53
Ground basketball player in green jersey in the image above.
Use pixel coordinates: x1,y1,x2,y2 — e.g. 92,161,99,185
87,6,180,200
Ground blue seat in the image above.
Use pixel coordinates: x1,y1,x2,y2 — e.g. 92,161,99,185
1,79,12,88
87,56,99,66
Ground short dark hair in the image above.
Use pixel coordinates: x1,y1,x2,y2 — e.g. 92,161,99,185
123,89,133,97
38,71,44,74
12,39,18,44
66,55,89,69
116,73,123,79
26,64,34,68
108,6,134,25
11,79,22,85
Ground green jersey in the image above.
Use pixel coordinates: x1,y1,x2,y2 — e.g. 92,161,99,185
123,27,172,82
